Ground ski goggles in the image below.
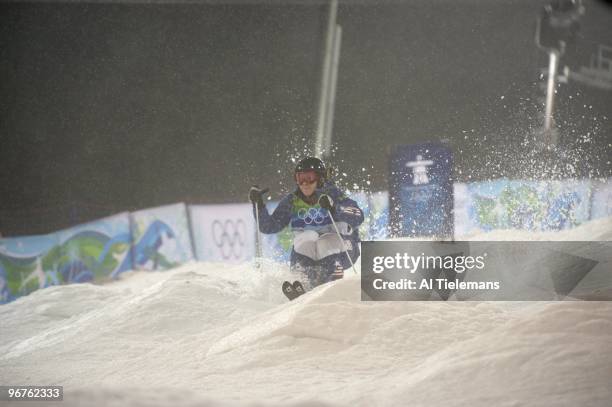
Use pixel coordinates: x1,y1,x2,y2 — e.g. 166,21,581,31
295,170,320,185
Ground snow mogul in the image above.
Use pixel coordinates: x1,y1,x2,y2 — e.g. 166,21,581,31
249,157,364,298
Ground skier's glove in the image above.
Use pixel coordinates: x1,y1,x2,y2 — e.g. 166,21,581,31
318,194,334,212
249,186,269,207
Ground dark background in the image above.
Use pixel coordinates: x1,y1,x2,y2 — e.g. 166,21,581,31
1,0,611,236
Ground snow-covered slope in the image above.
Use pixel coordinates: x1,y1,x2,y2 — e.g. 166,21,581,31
1,218,611,406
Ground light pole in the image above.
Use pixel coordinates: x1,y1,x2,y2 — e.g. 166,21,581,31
535,0,584,148
315,0,342,159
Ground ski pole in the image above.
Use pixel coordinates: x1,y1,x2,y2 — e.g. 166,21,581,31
328,212,358,275
254,201,262,269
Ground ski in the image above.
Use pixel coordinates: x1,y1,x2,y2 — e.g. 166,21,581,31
292,280,305,296
282,280,305,301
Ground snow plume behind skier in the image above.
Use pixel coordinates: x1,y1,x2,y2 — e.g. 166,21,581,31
249,157,364,290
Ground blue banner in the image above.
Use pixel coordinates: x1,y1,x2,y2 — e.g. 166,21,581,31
367,191,389,240
455,179,592,235
0,234,59,304
389,143,453,238
130,203,194,271
57,213,133,281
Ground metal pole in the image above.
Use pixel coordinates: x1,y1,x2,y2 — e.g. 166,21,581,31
315,0,338,158
323,25,342,155
543,50,559,145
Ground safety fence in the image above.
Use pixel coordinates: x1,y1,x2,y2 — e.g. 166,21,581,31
1,178,611,304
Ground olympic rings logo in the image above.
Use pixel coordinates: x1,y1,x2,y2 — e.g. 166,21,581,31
297,207,328,225
211,219,246,260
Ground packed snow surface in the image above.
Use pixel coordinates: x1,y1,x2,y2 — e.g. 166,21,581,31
1,217,612,406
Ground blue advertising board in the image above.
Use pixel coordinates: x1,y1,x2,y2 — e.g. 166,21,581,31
389,143,453,238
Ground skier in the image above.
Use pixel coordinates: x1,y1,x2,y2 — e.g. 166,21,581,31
249,157,364,298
